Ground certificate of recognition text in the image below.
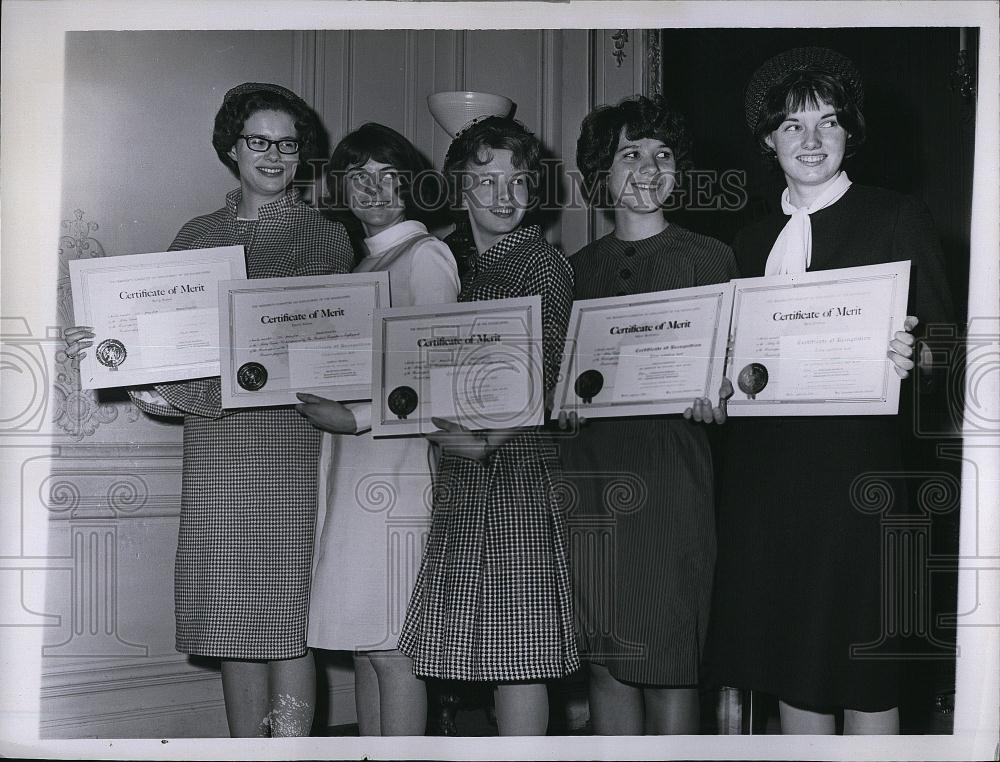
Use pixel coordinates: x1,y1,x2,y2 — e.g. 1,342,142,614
552,283,735,419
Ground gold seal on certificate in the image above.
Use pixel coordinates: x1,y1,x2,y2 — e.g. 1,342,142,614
371,296,544,436
551,283,735,419
726,260,911,416
95,338,128,371
69,246,248,390
218,271,390,408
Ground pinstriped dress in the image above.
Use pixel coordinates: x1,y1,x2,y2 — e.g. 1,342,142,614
560,224,738,686
131,189,354,660
399,225,581,681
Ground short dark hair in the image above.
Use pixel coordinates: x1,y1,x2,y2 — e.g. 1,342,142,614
753,69,866,160
326,122,433,216
442,116,543,214
576,95,693,209
212,89,322,176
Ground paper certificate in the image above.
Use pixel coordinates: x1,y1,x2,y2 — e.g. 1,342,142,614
219,271,390,408
69,246,247,390
371,296,544,436
726,260,911,416
551,283,735,419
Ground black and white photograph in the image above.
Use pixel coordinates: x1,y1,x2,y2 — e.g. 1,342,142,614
1,1,997,759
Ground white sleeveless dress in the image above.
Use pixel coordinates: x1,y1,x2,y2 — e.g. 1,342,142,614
307,220,459,652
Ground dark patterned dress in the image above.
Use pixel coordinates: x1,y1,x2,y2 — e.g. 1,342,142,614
560,225,739,686
399,225,581,681
132,189,353,660
706,184,955,711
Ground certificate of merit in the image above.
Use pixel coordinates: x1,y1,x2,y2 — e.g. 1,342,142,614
69,246,247,390
726,260,911,416
371,296,544,436
551,283,735,419
218,271,390,408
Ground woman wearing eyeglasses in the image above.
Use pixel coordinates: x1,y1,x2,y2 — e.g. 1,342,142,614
64,82,354,737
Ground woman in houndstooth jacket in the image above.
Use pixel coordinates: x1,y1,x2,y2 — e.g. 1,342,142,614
398,116,580,736
65,82,354,737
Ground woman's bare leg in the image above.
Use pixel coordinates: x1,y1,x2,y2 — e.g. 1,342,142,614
494,682,549,736
588,663,643,735
644,687,700,734
369,649,427,735
267,652,316,737
844,706,899,734
353,653,381,735
220,659,270,737
778,699,836,734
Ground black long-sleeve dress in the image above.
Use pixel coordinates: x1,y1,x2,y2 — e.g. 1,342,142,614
561,223,739,686
706,184,954,711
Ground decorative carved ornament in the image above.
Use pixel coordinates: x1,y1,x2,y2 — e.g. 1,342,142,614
54,210,140,440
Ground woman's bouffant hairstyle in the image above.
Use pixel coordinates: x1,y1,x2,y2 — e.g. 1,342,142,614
576,95,693,209
753,69,866,160
212,89,322,176
326,122,433,217
443,116,543,215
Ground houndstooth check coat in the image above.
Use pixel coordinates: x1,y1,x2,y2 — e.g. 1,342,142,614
131,189,353,660
399,225,581,681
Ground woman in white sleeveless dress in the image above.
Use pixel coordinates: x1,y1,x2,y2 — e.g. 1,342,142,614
296,123,459,735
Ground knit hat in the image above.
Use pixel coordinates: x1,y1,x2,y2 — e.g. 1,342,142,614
744,47,864,129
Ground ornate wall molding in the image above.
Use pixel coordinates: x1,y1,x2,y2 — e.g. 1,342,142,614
54,209,141,441
611,29,629,67
644,29,663,97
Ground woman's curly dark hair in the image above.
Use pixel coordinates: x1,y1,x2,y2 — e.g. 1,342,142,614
326,122,436,218
576,95,693,209
442,116,543,216
212,89,323,176
753,69,866,161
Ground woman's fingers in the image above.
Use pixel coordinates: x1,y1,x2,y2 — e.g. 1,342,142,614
295,391,336,404
430,416,467,433
903,315,919,332
892,330,915,347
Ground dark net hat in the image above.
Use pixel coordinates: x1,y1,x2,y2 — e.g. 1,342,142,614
744,47,864,129
223,81,309,110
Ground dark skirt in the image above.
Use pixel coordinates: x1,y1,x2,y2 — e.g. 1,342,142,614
560,416,716,685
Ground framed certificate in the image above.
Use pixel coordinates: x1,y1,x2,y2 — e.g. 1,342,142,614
371,296,544,436
218,271,390,408
69,246,247,390
727,260,911,416
551,283,735,419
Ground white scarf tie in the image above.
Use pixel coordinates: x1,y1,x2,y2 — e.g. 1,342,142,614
764,172,852,275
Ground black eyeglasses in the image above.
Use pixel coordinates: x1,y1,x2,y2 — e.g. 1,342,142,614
238,135,300,154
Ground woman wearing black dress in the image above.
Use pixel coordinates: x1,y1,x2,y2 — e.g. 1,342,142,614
561,96,736,734
707,47,953,734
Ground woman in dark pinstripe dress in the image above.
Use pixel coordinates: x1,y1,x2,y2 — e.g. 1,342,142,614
398,116,580,735
559,96,737,734
66,83,354,736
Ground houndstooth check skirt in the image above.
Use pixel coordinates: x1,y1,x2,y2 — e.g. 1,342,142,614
172,408,321,660
398,430,580,681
